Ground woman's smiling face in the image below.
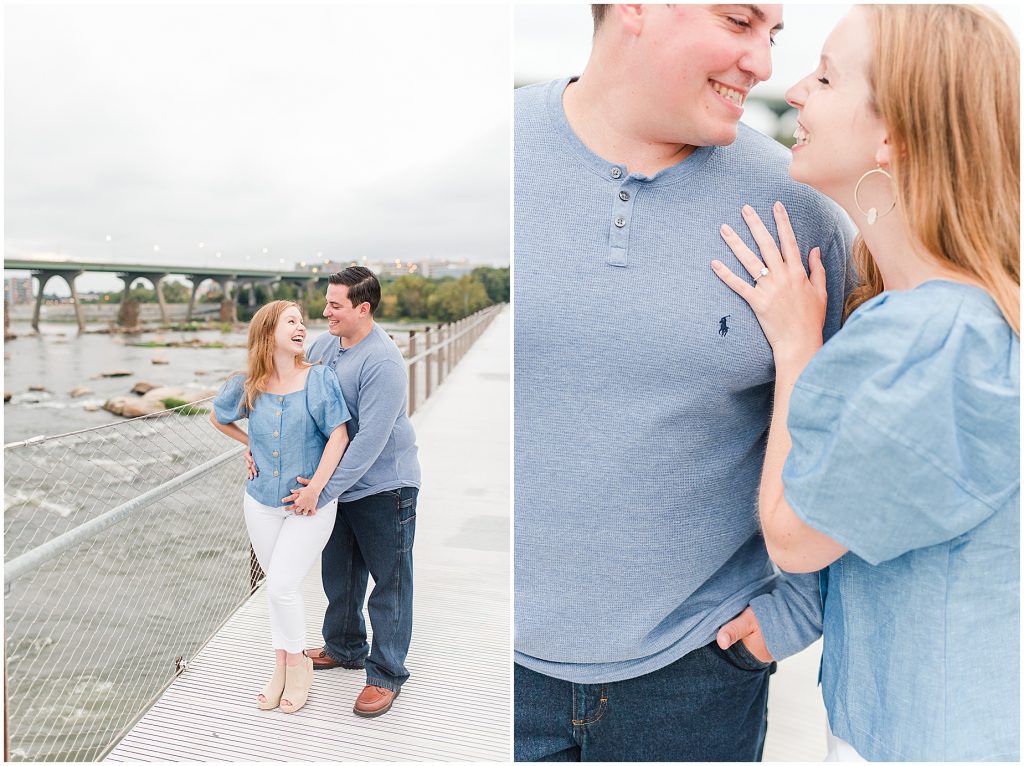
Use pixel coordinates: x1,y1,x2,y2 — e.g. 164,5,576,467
274,305,306,355
783,7,889,204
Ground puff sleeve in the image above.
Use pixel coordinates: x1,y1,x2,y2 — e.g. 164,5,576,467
782,288,1019,565
213,373,248,425
306,365,351,439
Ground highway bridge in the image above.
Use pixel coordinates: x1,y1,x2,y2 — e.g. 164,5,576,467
3,258,332,331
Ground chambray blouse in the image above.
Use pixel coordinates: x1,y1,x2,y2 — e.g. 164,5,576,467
783,281,1019,761
213,365,351,508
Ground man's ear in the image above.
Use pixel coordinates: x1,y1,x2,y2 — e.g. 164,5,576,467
615,4,646,36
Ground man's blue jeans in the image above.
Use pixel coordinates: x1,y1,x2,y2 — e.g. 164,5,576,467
320,487,417,692
515,640,774,761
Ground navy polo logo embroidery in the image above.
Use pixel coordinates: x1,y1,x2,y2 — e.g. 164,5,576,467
719,315,731,337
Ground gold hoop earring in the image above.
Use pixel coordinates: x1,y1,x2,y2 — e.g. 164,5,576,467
853,165,896,225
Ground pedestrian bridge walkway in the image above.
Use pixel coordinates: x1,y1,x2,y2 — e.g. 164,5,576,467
764,639,828,761
104,308,510,761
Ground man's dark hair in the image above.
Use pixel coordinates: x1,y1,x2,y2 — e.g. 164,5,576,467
328,266,381,314
592,4,610,31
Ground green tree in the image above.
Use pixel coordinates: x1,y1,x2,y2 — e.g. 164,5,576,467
275,282,300,301
471,266,510,304
307,293,326,319
389,275,435,319
427,275,490,321
159,280,191,302
126,284,157,303
377,293,399,319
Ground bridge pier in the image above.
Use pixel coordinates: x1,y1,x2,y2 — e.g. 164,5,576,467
31,270,85,333
116,272,168,329
153,275,169,325
213,277,237,324
185,275,211,323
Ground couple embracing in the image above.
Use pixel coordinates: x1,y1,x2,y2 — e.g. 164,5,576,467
210,266,419,718
515,4,1018,762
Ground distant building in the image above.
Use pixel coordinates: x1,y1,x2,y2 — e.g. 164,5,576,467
294,257,476,280
427,262,475,279
4,277,34,305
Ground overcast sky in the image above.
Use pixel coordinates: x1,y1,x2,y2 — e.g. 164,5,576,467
7,4,1020,295
5,4,512,293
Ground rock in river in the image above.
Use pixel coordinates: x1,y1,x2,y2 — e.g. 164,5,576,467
104,386,215,418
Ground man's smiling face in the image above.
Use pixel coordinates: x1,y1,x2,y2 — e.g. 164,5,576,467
632,4,784,147
323,282,364,338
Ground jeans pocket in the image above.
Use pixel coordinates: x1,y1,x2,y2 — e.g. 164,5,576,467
720,639,772,672
398,495,416,553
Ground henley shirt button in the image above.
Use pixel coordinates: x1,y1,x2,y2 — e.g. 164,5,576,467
273,431,279,437
275,410,281,416
619,190,630,201
273,470,279,477
610,167,622,179
614,216,626,228
272,450,279,457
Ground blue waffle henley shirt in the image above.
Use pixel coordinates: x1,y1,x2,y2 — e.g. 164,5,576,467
307,322,420,503
514,77,855,683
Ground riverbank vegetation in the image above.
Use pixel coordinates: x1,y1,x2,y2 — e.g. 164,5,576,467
101,266,509,324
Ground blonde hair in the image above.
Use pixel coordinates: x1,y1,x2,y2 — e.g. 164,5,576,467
241,300,311,411
846,5,1020,334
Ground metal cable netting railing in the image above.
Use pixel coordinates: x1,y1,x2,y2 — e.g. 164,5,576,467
4,402,254,762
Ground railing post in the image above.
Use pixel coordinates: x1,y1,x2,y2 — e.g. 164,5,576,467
437,323,446,384
424,326,433,402
408,330,417,416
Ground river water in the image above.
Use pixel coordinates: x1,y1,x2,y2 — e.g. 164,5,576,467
3,319,423,445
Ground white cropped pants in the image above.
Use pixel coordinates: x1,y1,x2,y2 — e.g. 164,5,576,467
243,492,337,653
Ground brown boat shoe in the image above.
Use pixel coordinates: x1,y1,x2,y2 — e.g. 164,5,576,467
353,684,401,718
303,647,365,671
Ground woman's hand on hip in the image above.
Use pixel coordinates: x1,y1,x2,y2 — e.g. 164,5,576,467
711,202,827,361
244,449,257,481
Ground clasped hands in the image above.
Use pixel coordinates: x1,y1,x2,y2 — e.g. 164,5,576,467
244,448,321,515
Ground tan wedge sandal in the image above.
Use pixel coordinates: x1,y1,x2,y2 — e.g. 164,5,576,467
257,663,286,710
279,655,314,713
